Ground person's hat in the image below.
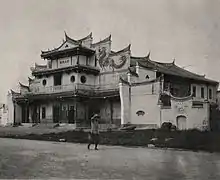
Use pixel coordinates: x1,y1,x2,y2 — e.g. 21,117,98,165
91,114,100,120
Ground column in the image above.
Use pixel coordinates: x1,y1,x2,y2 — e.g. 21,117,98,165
119,82,131,125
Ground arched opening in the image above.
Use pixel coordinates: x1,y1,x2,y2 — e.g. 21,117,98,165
176,115,187,130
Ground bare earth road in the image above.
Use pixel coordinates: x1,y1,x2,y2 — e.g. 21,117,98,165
0,138,220,179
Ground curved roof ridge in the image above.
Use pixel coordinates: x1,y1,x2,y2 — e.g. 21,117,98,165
92,34,111,46
28,77,34,81
131,55,148,59
19,82,29,89
65,31,92,43
172,63,206,77
10,89,20,95
42,32,92,54
35,63,47,68
110,44,131,56
41,39,67,54
163,91,193,101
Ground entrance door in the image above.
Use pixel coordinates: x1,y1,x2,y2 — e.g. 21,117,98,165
21,104,29,123
53,105,60,123
68,106,75,124
32,106,39,123
176,115,187,130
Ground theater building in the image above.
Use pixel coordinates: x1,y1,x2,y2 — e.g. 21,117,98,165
8,32,219,130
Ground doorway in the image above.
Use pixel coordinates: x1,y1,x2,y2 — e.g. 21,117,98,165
68,105,75,124
176,115,187,130
32,106,40,123
53,105,61,123
54,73,62,86
21,104,29,123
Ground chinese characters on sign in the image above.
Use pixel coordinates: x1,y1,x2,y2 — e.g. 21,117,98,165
60,59,69,64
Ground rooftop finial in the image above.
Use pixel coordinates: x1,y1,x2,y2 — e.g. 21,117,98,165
146,51,151,59
172,58,175,64
64,31,67,40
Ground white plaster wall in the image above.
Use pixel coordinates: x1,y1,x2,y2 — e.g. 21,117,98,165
52,60,58,69
1,111,8,126
62,72,77,86
191,83,217,103
130,83,160,125
99,71,125,89
161,108,173,124
78,73,96,86
132,67,156,83
59,41,77,51
81,38,92,48
88,56,96,66
78,55,87,65
39,103,53,123
162,99,209,130
119,83,130,125
51,56,78,69
189,104,209,130
7,94,14,125
58,57,71,68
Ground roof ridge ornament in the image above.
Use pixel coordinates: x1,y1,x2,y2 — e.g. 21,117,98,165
172,58,175,64
146,51,151,60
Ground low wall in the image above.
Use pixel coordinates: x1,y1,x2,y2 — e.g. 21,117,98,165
1,129,220,152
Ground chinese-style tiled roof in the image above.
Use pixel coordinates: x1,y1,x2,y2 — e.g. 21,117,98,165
91,35,111,46
65,32,92,44
14,88,119,102
35,63,47,69
128,67,139,77
130,54,218,85
19,82,29,89
41,32,93,58
41,46,95,59
32,64,100,76
109,44,131,57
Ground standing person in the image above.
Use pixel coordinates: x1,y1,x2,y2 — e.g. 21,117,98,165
87,114,100,150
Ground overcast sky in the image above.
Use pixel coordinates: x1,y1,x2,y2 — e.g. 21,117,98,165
0,0,220,102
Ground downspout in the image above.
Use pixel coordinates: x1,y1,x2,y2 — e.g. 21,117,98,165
159,73,164,127
128,83,131,124
128,72,131,124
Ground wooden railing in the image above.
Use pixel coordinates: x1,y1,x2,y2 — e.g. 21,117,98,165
30,83,119,95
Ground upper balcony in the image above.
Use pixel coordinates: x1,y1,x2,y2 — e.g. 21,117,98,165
31,64,100,76
31,83,118,94
14,83,120,102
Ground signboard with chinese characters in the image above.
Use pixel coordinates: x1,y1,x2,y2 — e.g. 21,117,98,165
173,101,189,114
58,57,71,68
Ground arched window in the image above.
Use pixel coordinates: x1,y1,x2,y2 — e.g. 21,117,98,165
80,76,86,84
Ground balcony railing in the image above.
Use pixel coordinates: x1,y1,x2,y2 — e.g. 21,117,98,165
30,83,119,95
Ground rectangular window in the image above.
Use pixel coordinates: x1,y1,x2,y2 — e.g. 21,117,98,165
201,87,204,98
86,57,89,66
209,88,212,99
48,61,52,68
54,73,62,86
42,107,46,119
192,101,203,108
192,86,196,97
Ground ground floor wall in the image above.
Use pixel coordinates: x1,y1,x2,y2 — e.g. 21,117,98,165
162,101,210,131
13,97,121,128
120,82,210,130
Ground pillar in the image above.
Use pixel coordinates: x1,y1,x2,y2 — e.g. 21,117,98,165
119,82,131,125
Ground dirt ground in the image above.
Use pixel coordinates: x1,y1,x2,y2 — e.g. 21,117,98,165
0,138,220,179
